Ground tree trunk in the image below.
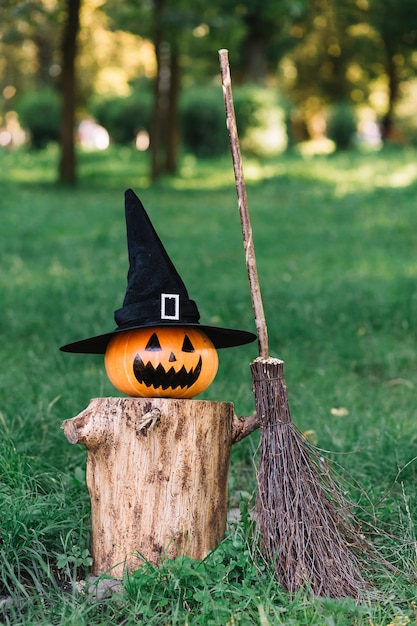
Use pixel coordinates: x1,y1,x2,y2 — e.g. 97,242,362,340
59,0,80,184
381,39,399,140
149,0,180,180
62,397,234,577
150,0,165,181
242,35,268,85
165,48,180,173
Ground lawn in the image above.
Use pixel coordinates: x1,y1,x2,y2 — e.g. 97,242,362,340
0,144,416,624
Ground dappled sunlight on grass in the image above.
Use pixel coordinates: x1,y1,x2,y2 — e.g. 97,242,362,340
2,144,417,201
1,144,151,189
296,137,336,156
295,148,417,196
79,146,151,189
385,162,417,188
170,146,417,203
175,153,284,189
4,145,59,184
174,154,235,189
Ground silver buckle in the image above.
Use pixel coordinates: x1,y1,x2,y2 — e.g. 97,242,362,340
160,293,180,320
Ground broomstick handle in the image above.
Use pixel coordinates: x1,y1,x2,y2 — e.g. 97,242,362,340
219,49,269,359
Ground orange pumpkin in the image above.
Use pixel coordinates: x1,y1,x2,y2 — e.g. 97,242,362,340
104,326,218,398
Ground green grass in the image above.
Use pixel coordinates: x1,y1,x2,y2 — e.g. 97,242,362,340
1,144,417,623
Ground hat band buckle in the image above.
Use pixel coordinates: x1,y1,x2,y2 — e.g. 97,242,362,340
161,293,180,320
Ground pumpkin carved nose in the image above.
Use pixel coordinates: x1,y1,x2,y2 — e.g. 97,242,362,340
169,352,177,362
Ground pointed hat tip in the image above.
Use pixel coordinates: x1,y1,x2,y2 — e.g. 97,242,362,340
125,188,141,207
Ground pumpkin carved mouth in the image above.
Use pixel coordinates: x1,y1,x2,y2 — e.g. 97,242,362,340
133,355,203,391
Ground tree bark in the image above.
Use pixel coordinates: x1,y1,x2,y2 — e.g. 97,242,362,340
165,47,180,173
59,0,80,184
242,36,268,85
149,0,180,180
381,38,399,140
62,397,235,577
150,0,165,181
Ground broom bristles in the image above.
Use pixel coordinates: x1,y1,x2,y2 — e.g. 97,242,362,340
252,357,369,598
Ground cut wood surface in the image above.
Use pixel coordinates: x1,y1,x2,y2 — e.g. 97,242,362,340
62,397,234,577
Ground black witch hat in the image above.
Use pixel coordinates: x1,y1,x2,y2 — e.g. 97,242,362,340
60,189,256,354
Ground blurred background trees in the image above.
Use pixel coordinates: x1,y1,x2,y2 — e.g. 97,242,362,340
1,0,417,182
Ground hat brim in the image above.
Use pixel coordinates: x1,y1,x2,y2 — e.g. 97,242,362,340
60,322,257,354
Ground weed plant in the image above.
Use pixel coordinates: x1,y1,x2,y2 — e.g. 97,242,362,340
0,144,416,623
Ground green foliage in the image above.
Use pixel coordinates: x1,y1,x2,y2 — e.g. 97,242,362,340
180,86,288,157
124,518,263,624
180,87,230,157
0,436,90,599
237,87,288,156
16,89,61,149
123,511,368,625
367,0,417,52
90,88,152,145
326,101,358,150
56,546,93,574
393,109,417,146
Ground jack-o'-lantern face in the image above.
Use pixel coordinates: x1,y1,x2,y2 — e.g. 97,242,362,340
104,327,218,398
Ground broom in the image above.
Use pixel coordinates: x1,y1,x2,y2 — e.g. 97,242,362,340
219,49,369,598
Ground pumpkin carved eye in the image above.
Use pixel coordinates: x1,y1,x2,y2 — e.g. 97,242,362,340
104,327,218,399
145,333,162,351
182,336,194,353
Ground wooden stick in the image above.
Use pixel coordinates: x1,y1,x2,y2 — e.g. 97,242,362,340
219,49,269,359
232,411,260,444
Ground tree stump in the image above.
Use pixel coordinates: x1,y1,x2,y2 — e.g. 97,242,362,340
62,397,235,577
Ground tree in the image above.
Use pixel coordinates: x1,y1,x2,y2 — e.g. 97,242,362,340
0,0,62,120
104,0,170,179
229,0,308,85
149,0,180,179
0,0,81,180
364,0,417,138
104,0,308,177
283,0,417,140
59,0,81,184
283,0,367,104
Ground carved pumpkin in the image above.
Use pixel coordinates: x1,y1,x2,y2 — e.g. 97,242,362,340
104,327,218,398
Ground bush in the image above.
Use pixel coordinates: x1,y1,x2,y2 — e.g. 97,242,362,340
237,87,288,156
90,90,152,145
180,87,229,157
180,86,288,158
16,88,60,149
392,114,417,146
326,102,357,150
